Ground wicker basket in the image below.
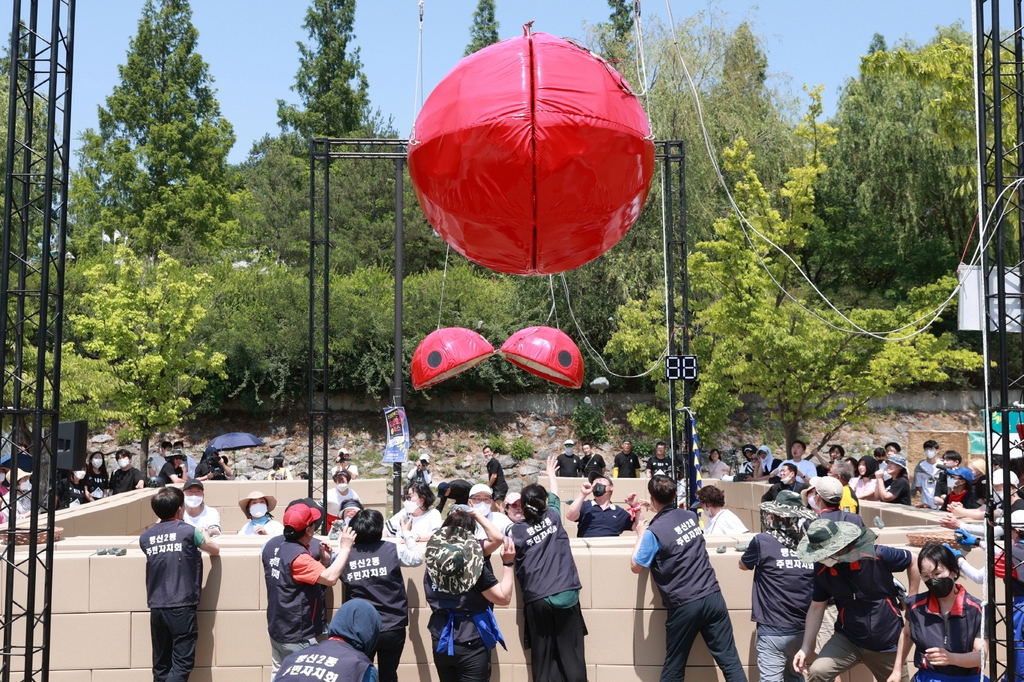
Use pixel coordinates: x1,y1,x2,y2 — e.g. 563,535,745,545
1,526,63,546
906,529,959,550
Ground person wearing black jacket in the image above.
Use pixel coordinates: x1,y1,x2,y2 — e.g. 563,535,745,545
760,463,808,503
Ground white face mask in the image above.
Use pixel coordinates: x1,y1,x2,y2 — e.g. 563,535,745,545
184,495,203,509
403,500,419,514
118,458,131,469
924,449,937,459
473,501,491,516
19,481,31,493
73,470,86,480
91,457,103,468
249,502,268,519
336,483,349,493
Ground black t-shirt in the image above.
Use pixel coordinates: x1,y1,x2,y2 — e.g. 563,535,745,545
646,455,679,478
84,470,108,498
582,454,606,478
884,477,912,506
486,458,507,496
110,467,145,494
555,454,581,477
613,451,640,478
56,477,88,509
157,462,183,486
195,459,227,481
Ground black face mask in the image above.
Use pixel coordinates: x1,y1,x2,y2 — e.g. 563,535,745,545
925,576,955,598
592,483,607,497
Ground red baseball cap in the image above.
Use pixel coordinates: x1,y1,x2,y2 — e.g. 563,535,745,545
283,503,322,530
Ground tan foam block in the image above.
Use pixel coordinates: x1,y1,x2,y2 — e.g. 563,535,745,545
582,608,640,664
707,555,753,610
50,612,131,669
590,548,660,609
575,543,592,609
90,552,148,612
199,481,245,508
19,552,89,614
199,551,261,611
214,611,272,667
633,607,756,667
511,664,531,682
352,478,387,506
217,506,250,534
401,607,434,665
263,667,272,682
259,558,268,609
49,671,92,682
71,505,122,537
718,481,753,512
396,663,438,682
492,607,530,664
403,556,429,609
188,668,264,682
92,670,152,682
196,610,217,667
131,611,151,669
595,665,662,682
275,480,309,503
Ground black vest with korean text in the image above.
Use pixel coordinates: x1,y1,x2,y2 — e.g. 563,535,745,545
341,540,408,631
277,638,371,682
262,535,326,643
510,508,581,603
750,533,814,630
424,561,497,642
647,508,720,608
141,519,202,609
814,549,904,651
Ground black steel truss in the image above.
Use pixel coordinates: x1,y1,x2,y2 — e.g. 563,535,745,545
308,138,408,516
976,1,1024,679
0,1,75,681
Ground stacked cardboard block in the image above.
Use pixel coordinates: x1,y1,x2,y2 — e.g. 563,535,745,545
14,476,986,681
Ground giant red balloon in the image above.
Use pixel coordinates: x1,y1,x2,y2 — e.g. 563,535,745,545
411,328,495,390
409,29,655,276
499,326,584,389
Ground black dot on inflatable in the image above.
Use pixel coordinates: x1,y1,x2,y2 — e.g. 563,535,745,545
427,351,443,368
557,350,572,368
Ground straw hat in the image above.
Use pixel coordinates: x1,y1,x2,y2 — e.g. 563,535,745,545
238,490,277,518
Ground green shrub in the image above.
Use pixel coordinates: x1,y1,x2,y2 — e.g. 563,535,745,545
487,434,508,455
510,438,534,461
631,438,655,461
571,403,609,444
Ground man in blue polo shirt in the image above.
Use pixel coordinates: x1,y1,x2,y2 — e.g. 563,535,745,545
566,477,638,538
630,474,747,682
792,519,919,682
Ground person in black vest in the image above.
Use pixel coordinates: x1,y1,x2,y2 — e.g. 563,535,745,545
739,491,817,682
509,455,587,682
140,486,220,682
262,501,345,680
277,598,381,682
792,519,919,682
895,544,982,682
630,474,747,682
437,479,473,512
425,509,516,682
56,468,88,509
110,448,146,494
338,509,423,682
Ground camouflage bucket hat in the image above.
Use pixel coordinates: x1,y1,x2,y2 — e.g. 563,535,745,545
425,526,483,595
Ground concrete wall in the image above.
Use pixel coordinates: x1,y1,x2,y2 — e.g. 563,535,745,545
9,478,978,682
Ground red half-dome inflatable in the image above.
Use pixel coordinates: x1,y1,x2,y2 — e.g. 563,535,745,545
499,326,583,389
409,29,655,276
411,328,495,390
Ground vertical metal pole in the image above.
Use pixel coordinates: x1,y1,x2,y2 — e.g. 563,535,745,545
307,140,317,502
662,143,678,501
321,154,331,516
392,158,405,515
677,143,693,508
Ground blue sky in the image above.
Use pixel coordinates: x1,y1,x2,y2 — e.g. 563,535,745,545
2,1,973,163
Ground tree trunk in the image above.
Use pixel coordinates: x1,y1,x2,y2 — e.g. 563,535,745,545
140,432,150,457
782,420,801,457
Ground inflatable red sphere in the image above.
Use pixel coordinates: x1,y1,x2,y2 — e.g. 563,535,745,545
499,326,583,389
409,29,655,276
411,328,495,390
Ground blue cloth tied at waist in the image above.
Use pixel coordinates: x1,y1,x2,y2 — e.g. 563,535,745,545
436,608,506,656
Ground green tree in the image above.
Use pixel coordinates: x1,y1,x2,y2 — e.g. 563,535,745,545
278,0,369,138
464,0,500,56
71,0,236,261
70,247,225,454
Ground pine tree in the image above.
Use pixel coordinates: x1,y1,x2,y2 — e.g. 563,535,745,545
464,0,499,56
278,0,369,138
608,0,633,44
71,0,235,260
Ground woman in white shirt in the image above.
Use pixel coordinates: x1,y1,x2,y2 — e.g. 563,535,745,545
696,485,748,535
706,449,731,480
326,469,361,528
237,491,284,536
385,480,442,542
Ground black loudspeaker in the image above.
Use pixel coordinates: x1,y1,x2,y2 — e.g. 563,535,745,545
55,420,88,471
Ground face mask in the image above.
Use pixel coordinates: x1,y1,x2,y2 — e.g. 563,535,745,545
118,458,131,469
19,481,31,493
473,501,491,516
925,576,955,598
807,492,820,510
249,502,268,519
925,449,937,459
592,483,607,497
403,500,419,514
73,470,86,480
996,490,1005,504
91,457,103,468
184,495,203,509
336,483,349,493
819,556,838,567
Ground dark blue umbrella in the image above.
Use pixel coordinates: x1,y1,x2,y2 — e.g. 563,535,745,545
0,451,33,472
206,432,265,453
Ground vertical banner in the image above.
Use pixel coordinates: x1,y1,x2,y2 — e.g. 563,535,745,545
382,406,411,464
690,414,703,513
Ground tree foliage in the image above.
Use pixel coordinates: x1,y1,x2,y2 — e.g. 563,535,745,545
70,247,225,452
278,0,369,138
71,0,236,261
465,0,500,56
